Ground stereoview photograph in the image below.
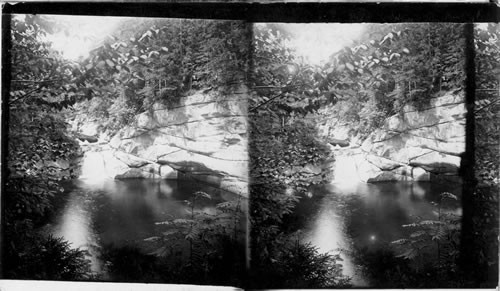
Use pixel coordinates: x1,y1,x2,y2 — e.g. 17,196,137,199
3,13,499,290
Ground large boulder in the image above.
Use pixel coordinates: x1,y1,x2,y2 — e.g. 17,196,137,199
108,87,248,197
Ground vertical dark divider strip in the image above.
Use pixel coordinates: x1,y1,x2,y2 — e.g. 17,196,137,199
246,21,253,276
245,19,254,281
0,13,13,279
459,22,477,286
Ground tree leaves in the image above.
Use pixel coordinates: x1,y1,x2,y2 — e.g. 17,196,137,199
105,59,115,67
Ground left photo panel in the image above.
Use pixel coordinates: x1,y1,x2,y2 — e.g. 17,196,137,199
3,14,250,286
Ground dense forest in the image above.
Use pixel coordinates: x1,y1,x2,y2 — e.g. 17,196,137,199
3,14,499,288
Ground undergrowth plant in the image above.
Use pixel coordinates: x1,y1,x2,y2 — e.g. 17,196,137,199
140,190,245,285
392,192,461,275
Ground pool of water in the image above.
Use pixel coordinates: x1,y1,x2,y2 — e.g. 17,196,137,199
44,152,241,276
291,180,462,286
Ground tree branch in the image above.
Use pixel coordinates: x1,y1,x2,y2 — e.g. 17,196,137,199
11,79,63,83
9,69,60,104
474,97,500,114
249,83,300,113
252,85,286,89
249,92,285,113
9,86,43,104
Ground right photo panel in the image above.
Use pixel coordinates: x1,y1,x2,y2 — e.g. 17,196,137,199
248,23,499,289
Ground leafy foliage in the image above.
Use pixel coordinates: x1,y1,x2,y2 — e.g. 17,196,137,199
5,233,92,280
248,115,335,288
322,23,466,139
73,18,250,135
468,23,500,287
392,193,461,264
475,23,500,186
250,24,409,116
138,191,246,286
249,239,350,289
249,24,352,288
386,192,462,286
5,14,96,280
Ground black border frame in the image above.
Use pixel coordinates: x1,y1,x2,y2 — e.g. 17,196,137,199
1,1,499,287
2,2,499,22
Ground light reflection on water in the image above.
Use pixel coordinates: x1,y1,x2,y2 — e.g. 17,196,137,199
298,180,462,287
51,189,102,272
303,203,361,285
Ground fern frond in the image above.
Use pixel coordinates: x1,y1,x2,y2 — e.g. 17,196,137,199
172,218,195,225
396,248,418,260
403,220,444,228
440,192,458,201
410,230,427,238
155,220,171,225
185,226,201,240
162,229,182,237
431,226,447,241
194,191,212,200
143,236,160,242
391,238,410,245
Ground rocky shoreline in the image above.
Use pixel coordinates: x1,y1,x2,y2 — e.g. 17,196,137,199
324,92,465,183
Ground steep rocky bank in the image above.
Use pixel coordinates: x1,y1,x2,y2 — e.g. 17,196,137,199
324,92,465,183
71,90,464,190
71,87,248,197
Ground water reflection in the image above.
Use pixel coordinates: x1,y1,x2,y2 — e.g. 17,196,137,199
52,189,101,272
49,177,235,275
296,181,462,286
303,203,361,285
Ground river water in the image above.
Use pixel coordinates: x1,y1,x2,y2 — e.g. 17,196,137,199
291,153,462,286
45,151,239,276
46,151,461,286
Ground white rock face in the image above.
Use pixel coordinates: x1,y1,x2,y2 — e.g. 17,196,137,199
356,92,465,183
107,87,248,197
